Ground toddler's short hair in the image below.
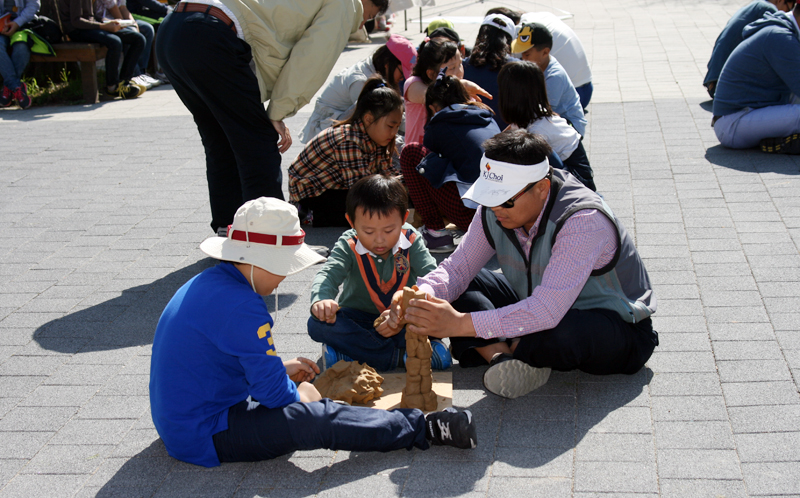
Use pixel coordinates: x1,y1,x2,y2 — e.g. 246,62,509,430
346,175,408,222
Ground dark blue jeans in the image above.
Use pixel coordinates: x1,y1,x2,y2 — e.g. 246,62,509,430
69,27,145,87
212,398,429,462
307,307,406,371
156,10,284,232
0,34,30,90
450,268,658,375
576,81,593,110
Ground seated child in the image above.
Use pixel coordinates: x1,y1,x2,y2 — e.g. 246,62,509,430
512,22,587,137
289,76,403,228
307,174,452,371
498,60,596,191
403,72,500,252
150,197,476,468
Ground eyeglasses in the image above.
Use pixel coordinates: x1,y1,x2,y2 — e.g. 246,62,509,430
498,183,536,209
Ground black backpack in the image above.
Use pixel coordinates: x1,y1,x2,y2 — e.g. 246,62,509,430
25,15,63,45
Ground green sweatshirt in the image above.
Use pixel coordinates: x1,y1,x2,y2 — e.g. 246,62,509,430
311,225,437,314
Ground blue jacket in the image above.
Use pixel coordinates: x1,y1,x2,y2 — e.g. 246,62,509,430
419,104,501,188
713,11,800,116
463,56,510,131
150,262,299,467
0,0,40,29
704,1,778,86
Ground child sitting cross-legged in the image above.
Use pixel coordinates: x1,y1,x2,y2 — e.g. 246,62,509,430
308,174,452,372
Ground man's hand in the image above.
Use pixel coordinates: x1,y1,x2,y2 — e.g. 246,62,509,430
1,21,19,36
461,79,492,103
270,119,292,153
403,295,476,338
311,299,338,324
284,357,320,383
100,20,122,32
375,309,402,337
297,381,322,402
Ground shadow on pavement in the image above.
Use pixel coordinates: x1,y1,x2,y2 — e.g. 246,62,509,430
705,144,800,174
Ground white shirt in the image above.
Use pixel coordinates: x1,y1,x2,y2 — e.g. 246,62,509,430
521,115,581,161
520,12,592,88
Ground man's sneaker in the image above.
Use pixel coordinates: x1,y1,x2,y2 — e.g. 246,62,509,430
131,74,154,90
430,339,452,370
482,353,551,399
321,344,352,370
421,227,456,253
0,86,12,107
142,74,163,88
425,407,477,449
760,134,800,155
13,82,31,109
107,81,144,100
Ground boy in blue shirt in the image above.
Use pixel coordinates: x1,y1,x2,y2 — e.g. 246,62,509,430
308,175,452,371
150,197,476,467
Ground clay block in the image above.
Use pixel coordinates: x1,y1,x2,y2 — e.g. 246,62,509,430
314,360,384,404
417,342,432,360
419,362,432,377
405,375,421,394
405,356,421,374
401,392,423,409
420,375,432,393
422,390,438,411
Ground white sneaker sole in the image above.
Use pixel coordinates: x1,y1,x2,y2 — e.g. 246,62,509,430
483,359,551,399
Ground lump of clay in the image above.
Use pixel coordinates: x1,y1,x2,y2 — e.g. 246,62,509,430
314,360,384,404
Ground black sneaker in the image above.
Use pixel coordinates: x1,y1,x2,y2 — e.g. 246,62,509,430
421,227,456,253
106,81,143,100
13,82,31,109
482,353,551,399
425,407,477,449
760,134,800,155
0,86,12,107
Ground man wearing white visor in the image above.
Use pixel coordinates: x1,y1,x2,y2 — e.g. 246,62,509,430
386,130,658,399
150,197,477,467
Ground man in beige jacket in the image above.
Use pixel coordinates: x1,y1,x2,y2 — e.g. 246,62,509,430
156,0,387,235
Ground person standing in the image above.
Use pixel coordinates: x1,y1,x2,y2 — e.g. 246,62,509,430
156,0,388,236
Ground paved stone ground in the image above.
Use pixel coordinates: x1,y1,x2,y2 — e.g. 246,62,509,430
2,0,800,496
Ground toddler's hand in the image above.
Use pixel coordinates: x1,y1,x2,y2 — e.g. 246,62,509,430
375,309,401,338
284,357,320,383
312,299,339,323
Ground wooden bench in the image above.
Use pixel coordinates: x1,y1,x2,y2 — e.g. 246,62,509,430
30,43,108,104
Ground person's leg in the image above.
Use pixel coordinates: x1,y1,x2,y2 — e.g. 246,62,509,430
116,27,146,82
299,189,350,227
715,105,800,149
70,29,122,88
575,81,593,110
449,268,522,367
400,144,446,230
512,308,658,375
135,20,154,75
156,11,283,231
213,399,429,462
307,308,405,371
562,142,596,191
429,182,476,232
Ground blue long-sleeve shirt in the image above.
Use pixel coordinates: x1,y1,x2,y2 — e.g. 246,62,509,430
544,56,587,137
150,262,299,467
1,0,41,29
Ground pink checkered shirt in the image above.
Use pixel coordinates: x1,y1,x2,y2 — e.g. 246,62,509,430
417,194,618,339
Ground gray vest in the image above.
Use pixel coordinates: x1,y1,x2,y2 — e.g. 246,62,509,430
481,169,656,323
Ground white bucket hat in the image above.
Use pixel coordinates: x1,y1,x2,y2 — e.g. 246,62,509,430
462,154,550,207
200,197,326,276
480,14,517,43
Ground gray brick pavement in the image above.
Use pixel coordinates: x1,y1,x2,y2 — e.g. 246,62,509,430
2,0,800,496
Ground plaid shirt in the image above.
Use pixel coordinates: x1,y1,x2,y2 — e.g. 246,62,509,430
417,195,618,339
289,121,397,202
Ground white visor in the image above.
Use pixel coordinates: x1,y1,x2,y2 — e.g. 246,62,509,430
462,154,550,207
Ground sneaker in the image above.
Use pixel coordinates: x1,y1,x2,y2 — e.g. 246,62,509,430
421,227,456,253
154,71,170,85
131,75,153,90
106,81,144,100
0,86,12,107
425,407,477,449
321,344,352,370
760,134,800,155
13,82,31,109
308,244,331,258
482,353,551,399
430,339,452,370
142,74,163,88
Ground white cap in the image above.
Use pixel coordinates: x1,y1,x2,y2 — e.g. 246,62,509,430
200,197,326,276
462,154,550,207
480,14,517,42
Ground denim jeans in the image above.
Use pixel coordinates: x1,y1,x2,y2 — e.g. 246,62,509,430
714,105,800,149
307,307,406,371
575,81,593,110
68,27,146,87
134,20,154,75
156,10,284,232
0,34,30,90
212,399,429,462
450,268,658,374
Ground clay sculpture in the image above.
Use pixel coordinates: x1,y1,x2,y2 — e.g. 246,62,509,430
314,360,384,404
396,286,438,412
